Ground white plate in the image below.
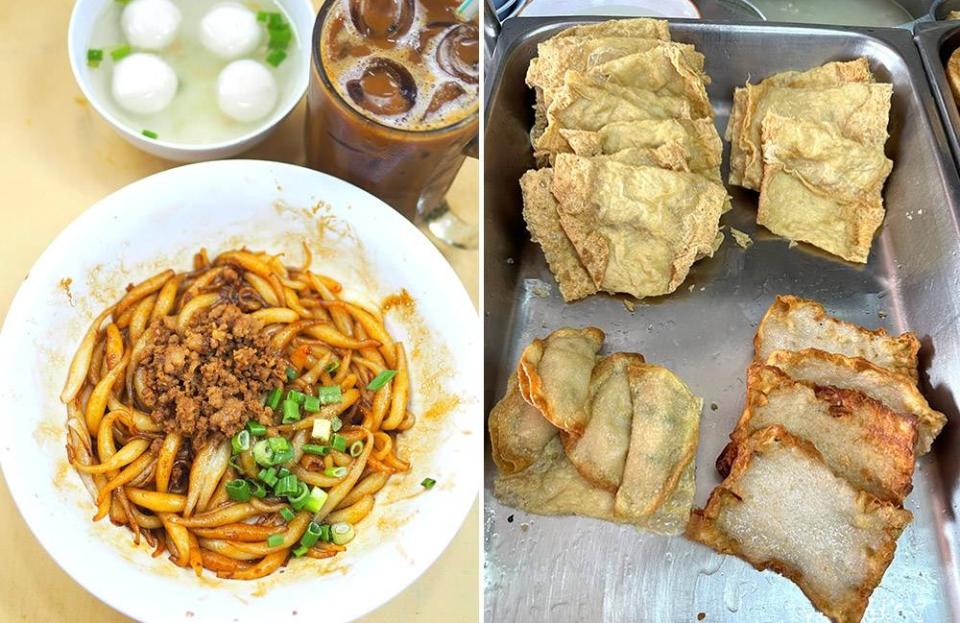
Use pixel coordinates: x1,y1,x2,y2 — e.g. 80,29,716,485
0,160,480,622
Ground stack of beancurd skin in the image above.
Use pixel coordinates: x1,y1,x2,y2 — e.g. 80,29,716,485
687,295,946,623
726,58,894,263
520,18,730,302
489,327,702,536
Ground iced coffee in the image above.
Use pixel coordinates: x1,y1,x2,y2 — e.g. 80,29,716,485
307,0,479,220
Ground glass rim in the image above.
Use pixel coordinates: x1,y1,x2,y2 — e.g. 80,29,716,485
311,0,479,137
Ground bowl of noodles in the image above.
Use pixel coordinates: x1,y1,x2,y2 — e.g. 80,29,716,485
0,160,480,622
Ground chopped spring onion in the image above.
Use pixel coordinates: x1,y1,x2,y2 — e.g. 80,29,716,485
319,524,332,542
331,433,347,453
366,370,397,391
349,441,364,457
266,49,287,67
325,360,340,373
286,366,298,381
258,467,278,487
110,44,131,61
302,443,329,456
267,436,294,465
246,420,267,436
288,481,310,510
331,522,355,545
252,439,274,467
248,479,267,498
265,387,283,410
269,436,290,452
324,466,347,478
267,12,285,28
331,415,343,432
274,474,299,497
303,394,321,413
273,445,294,466
277,467,291,479
279,507,296,522
292,544,309,557
256,10,269,22
141,129,158,139
300,521,322,548
303,486,328,513
287,389,306,404
226,479,251,501
317,385,342,405
231,429,250,454
421,477,437,489
281,399,301,423
87,48,103,67
311,418,331,442
266,533,284,548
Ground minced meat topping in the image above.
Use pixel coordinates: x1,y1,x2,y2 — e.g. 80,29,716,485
139,302,287,447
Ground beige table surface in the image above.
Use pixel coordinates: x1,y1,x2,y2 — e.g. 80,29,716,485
0,2,479,622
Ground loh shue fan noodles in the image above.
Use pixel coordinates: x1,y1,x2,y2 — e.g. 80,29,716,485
61,246,427,580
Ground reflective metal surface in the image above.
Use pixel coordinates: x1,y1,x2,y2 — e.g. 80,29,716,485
916,21,960,170
484,18,960,622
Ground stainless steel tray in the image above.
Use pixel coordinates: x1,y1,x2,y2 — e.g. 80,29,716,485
916,21,960,169
483,18,960,623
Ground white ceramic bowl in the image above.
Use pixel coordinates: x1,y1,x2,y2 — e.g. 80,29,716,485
0,160,480,622
67,0,314,161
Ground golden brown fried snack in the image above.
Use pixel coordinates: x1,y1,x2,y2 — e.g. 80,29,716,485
491,343,701,535
948,49,960,106
492,422,627,522
563,353,646,491
757,114,891,263
615,362,701,534
552,154,726,298
526,38,703,114
517,327,605,435
765,348,946,454
519,168,598,302
726,58,876,188
687,426,912,623
526,37,686,148
535,72,695,160
554,17,671,40
586,45,712,118
719,364,916,503
754,295,920,381
560,118,721,167
488,374,559,476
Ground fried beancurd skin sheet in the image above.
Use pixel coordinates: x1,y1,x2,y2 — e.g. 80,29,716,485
551,154,727,298
615,362,702,535
526,38,704,115
719,364,916,504
562,353,646,491
757,115,891,263
534,72,695,161
586,46,713,119
519,168,598,302
765,348,946,454
517,327,605,435
724,57,874,188
488,374,559,476
740,82,891,191
687,426,912,623
553,17,671,40
560,118,721,167
754,295,920,381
